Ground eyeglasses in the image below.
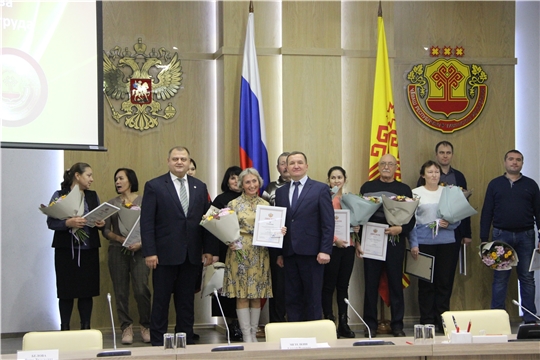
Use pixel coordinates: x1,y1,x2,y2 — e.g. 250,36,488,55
379,162,396,167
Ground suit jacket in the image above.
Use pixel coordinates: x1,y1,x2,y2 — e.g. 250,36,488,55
141,173,216,265
275,177,334,257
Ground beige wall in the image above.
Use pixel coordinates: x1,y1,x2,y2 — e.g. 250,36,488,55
65,1,517,330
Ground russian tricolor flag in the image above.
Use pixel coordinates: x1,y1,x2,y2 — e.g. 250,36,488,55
239,11,270,190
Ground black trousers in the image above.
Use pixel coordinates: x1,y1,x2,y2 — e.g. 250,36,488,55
363,240,405,332
418,242,456,326
321,246,355,317
150,262,199,346
269,250,286,322
283,254,324,322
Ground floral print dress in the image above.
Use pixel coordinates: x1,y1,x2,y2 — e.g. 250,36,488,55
223,194,273,299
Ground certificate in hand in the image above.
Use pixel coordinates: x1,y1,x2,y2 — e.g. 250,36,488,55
529,249,540,271
252,205,286,248
122,216,141,248
83,202,120,227
360,222,389,261
405,249,435,283
334,209,350,247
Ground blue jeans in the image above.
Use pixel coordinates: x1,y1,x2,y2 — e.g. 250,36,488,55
491,228,537,322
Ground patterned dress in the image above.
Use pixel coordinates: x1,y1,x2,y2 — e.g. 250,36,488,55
223,194,273,299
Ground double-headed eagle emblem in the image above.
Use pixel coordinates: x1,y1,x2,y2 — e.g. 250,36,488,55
103,38,182,131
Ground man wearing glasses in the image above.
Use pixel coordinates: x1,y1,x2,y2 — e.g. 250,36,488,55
356,154,415,338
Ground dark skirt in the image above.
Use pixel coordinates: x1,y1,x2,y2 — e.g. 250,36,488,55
55,247,100,299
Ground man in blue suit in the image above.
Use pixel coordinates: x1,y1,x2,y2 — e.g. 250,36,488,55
275,151,335,321
141,146,216,345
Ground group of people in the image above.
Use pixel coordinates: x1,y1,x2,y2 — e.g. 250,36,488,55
46,141,540,346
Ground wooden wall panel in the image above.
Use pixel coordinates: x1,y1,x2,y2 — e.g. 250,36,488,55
63,1,518,330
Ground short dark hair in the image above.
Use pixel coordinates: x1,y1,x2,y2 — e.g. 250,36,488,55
114,168,139,193
504,149,524,161
168,146,190,158
327,166,347,180
220,166,242,192
277,152,291,165
287,151,308,164
418,160,442,186
190,158,197,169
435,141,454,153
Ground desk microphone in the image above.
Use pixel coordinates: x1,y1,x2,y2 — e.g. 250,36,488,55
344,298,387,346
512,299,540,322
97,293,131,357
211,288,244,352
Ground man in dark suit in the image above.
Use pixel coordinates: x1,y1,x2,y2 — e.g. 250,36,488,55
141,146,215,346
275,151,334,321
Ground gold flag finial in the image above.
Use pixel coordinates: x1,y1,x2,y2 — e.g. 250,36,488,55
378,0,382,17
249,1,253,13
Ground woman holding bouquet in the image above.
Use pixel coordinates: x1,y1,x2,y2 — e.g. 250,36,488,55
223,168,285,342
103,168,151,344
409,160,461,331
46,162,105,330
210,166,243,340
322,166,359,338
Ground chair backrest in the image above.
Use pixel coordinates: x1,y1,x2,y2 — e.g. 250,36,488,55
265,319,337,343
22,329,103,351
441,310,511,338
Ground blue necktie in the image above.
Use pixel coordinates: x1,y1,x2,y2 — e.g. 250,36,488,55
291,181,300,210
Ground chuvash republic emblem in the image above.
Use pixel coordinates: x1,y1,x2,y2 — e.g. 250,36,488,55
406,46,488,133
103,38,182,131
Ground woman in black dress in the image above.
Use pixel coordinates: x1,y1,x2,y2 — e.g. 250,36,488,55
46,162,104,330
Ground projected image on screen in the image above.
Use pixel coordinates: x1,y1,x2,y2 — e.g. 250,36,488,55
1,0,104,150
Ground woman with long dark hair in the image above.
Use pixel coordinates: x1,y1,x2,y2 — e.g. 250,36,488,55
46,162,104,330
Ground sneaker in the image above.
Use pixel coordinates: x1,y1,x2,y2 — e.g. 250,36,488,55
140,326,150,343
122,325,133,345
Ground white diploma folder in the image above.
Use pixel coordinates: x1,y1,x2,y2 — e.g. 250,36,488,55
201,262,225,298
83,202,120,227
529,249,540,271
405,249,435,283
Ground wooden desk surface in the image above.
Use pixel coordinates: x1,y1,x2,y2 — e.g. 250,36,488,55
3,337,539,360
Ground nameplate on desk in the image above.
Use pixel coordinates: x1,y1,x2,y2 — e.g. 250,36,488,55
17,349,58,360
280,337,317,349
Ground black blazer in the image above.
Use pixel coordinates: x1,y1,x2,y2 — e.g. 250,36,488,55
141,173,216,265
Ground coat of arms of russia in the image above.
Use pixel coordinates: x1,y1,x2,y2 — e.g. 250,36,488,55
103,38,182,131
406,46,488,133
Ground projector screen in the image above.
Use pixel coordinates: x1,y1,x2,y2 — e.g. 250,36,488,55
1,0,105,151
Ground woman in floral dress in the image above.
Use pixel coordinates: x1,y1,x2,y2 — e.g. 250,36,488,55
223,167,286,342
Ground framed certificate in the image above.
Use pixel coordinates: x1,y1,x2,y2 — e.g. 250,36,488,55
252,205,287,248
529,249,540,271
405,249,435,282
360,222,389,261
83,202,120,227
334,209,350,247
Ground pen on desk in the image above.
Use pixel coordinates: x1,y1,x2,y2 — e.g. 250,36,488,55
406,341,413,345
452,315,460,332
467,320,471,333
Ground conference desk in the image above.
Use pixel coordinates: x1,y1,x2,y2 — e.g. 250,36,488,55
4,337,539,360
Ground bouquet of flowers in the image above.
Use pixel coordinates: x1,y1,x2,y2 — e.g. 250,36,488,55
119,201,141,255
340,193,382,226
39,185,88,244
440,182,473,199
381,194,419,245
437,185,477,223
200,206,244,261
479,241,518,270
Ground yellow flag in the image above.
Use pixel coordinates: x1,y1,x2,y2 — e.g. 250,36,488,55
368,14,401,182
369,10,410,295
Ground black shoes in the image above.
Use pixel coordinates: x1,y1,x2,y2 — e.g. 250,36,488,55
392,330,406,337
229,320,243,342
338,314,355,338
364,329,377,338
